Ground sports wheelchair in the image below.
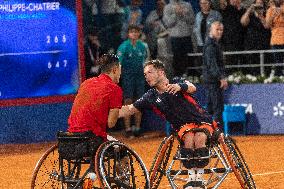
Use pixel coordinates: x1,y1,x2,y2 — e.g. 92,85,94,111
31,131,150,189
149,129,256,189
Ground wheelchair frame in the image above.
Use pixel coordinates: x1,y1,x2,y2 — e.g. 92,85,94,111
149,133,256,189
31,131,256,189
31,137,150,189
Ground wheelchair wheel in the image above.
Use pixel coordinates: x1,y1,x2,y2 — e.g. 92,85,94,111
95,141,150,189
222,136,256,189
31,144,67,189
149,135,174,189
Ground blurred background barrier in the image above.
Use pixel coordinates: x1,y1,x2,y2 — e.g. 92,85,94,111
1,81,284,144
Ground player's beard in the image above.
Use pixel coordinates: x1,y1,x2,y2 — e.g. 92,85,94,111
153,77,165,89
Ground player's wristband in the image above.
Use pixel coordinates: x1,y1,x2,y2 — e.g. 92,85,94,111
178,83,188,92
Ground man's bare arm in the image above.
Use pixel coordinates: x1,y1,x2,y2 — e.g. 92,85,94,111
119,104,140,118
108,108,119,128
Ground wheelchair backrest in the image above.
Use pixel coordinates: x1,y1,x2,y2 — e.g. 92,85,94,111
57,131,103,160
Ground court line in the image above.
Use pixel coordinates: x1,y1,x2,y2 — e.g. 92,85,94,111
224,170,284,180
252,170,284,177
158,170,284,188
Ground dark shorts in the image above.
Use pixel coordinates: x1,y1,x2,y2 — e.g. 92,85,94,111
121,73,145,99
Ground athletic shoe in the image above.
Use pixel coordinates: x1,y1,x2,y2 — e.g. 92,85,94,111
124,129,133,137
133,128,142,137
183,181,206,189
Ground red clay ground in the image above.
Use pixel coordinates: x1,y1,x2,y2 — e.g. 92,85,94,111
0,132,283,189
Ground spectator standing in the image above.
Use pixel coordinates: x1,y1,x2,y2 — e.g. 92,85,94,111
187,0,202,14
84,30,101,79
219,0,246,74
241,0,271,75
117,25,148,137
157,34,175,80
145,0,167,59
193,0,222,77
68,54,122,141
82,0,95,35
163,0,195,77
83,0,101,31
202,21,228,124
95,0,125,53
145,0,174,79
265,0,284,76
121,0,144,40
194,0,222,52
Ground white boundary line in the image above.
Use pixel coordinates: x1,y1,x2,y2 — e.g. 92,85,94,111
158,170,284,188
224,170,284,180
252,170,284,177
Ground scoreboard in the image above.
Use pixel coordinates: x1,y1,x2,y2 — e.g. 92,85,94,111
0,0,82,100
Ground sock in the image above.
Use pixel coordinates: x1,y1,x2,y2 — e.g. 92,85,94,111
195,169,204,181
188,169,196,182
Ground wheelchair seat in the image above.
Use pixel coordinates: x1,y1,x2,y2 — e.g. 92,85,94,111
51,131,103,188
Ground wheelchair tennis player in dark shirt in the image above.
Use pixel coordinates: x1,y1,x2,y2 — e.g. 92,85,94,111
119,59,220,189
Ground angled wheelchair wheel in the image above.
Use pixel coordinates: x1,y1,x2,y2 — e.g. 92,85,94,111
149,135,174,189
31,144,68,189
94,141,113,189
95,141,150,189
222,136,256,189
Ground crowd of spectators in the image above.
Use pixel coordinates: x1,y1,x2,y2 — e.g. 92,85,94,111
82,0,284,78
81,0,284,136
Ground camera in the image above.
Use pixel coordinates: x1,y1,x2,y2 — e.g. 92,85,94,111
273,0,281,7
253,5,264,10
252,4,264,13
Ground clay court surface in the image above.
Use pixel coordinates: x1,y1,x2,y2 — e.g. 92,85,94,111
0,132,283,189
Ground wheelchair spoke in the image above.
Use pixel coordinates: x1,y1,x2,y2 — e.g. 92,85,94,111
31,144,103,189
31,145,69,189
96,141,150,189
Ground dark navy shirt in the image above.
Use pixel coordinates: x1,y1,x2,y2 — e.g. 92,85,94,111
133,78,212,130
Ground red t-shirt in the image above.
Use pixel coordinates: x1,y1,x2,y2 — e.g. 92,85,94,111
68,74,123,140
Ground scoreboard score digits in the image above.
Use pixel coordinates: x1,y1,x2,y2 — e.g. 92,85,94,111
0,0,80,100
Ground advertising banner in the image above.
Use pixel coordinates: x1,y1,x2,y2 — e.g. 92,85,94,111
196,84,284,134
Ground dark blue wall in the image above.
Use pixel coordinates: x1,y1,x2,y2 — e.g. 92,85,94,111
0,103,72,144
1,84,284,144
142,84,284,136
195,84,284,135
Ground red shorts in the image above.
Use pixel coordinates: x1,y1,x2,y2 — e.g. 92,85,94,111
178,121,218,140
